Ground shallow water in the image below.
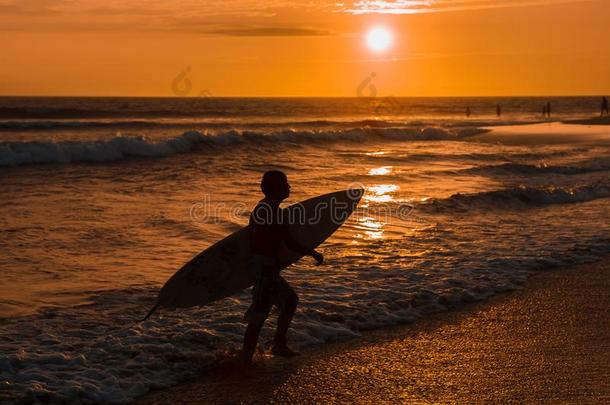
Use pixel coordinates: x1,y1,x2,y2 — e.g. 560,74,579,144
1,97,609,403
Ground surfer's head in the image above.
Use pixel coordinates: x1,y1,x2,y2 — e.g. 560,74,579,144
261,170,290,201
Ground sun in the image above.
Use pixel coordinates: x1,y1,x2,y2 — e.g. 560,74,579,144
366,27,393,52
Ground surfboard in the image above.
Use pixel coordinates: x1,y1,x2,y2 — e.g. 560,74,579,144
143,188,364,319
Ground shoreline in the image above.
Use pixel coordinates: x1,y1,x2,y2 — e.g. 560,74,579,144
138,258,610,404
472,121,610,145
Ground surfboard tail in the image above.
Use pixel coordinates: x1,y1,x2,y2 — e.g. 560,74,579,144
141,302,161,322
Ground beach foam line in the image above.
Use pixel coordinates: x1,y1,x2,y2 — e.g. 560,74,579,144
0,127,488,167
136,259,610,404
3,244,610,404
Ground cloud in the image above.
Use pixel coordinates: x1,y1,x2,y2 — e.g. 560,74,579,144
204,26,332,36
0,0,72,15
0,0,335,33
0,0,591,34
338,0,593,14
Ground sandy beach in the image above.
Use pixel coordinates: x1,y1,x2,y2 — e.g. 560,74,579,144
472,122,610,145
138,258,610,404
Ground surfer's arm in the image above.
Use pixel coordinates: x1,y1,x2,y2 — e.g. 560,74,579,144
281,227,309,255
282,224,324,265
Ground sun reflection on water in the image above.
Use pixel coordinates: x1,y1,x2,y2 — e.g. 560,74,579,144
365,184,399,203
351,184,401,240
355,216,385,240
365,151,388,156
368,166,393,176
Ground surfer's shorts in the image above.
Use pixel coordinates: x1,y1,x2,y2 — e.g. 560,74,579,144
244,255,297,324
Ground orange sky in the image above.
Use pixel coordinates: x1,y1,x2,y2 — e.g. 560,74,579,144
1,0,609,96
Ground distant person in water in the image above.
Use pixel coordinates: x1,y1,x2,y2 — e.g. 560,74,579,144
466,106,471,118
602,96,609,117
547,101,552,118
496,104,502,118
242,170,323,365
542,105,547,118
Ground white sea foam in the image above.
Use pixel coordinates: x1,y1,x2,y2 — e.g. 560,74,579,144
459,160,610,176
422,183,610,212
2,233,609,404
2,105,609,403
0,131,208,167
0,127,488,167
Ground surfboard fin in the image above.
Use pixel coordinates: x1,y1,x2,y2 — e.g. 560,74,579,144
142,302,160,322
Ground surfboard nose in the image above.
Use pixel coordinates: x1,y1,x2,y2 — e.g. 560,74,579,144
347,187,365,202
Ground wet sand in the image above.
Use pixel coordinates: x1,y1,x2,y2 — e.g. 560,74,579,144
138,259,610,404
472,122,610,145
564,116,610,126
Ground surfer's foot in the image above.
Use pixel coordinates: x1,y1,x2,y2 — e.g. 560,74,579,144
271,344,300,358
239,348,255,366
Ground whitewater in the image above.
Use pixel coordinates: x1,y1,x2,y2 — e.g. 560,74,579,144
1,96,609,403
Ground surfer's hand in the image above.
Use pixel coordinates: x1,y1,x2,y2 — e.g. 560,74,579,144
311,250,324,265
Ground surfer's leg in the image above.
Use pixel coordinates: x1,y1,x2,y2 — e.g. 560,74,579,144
272,276,299,353
242,260,274,364
242,320,265,365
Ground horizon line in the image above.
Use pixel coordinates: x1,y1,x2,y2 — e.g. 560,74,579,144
0,94,608,99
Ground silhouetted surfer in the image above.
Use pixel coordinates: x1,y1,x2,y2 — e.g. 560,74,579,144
602,96,609,117
466,106,471,118
242,170,323,365
547,101,552,118
496,104,502,118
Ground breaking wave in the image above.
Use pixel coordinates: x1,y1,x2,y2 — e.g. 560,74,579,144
460,161,610,176
0,127,487,167
422,183,610,212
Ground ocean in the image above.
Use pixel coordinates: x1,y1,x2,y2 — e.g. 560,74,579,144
1,96,609,403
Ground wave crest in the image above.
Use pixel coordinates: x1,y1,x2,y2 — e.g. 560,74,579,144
422,184,610,212
0,131,210,167
0,127,487,167
462,161,610,176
